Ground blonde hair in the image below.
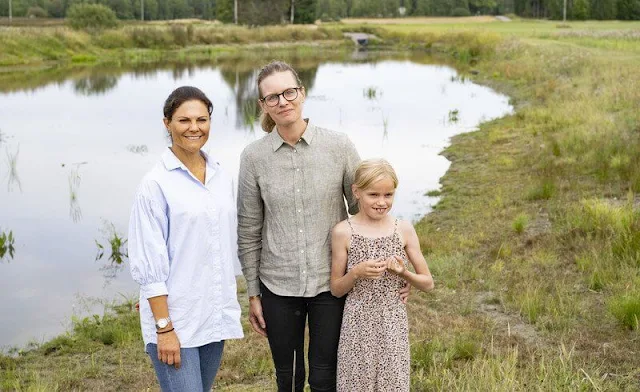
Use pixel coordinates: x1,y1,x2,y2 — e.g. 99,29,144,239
257,60,304,133
353,159,399,190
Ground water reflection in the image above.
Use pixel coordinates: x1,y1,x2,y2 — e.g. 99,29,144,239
220,68,260,130
0,230,15,262
73,74,119,96
67,164,85,223
5,145,21,192
0,129,7,147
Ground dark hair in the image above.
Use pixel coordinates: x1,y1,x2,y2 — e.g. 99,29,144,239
257,61,303,133
163,86,213,120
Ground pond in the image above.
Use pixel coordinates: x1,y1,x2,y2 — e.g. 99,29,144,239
0,49,512,350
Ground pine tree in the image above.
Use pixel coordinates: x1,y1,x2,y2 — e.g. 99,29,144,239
215,0,233,21
616,0,640,19
590,0,617,18
294,0,316,23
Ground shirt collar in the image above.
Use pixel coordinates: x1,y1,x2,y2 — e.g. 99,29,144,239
161,148,218,182
269,119,315,152
161,148,184,171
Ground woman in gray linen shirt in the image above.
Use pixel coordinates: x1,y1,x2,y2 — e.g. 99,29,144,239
237,61,409,392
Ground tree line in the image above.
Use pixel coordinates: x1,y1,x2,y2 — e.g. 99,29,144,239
1,0,638,23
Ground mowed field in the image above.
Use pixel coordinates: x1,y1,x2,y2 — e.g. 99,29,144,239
1,17,640,391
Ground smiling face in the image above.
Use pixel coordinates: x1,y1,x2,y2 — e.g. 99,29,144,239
163,99,211,156
354,177,396,221
258,70,305,128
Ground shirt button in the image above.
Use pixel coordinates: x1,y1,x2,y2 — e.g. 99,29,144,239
296,168,300,172
302,270,306,274
301,250,304,253
294,149,297,153
297,209,301,213
299,229,303,233
296,189,300,192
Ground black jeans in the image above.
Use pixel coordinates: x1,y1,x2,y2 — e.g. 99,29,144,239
260,282,345,392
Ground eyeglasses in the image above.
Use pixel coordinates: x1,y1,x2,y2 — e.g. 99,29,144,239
260,87,302,107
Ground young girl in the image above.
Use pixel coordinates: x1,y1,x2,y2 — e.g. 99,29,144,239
330,158,434,392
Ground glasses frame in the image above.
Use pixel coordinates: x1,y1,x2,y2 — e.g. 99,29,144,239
260,87,302,107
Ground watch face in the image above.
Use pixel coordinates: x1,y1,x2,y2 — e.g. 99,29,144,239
157,318,169,329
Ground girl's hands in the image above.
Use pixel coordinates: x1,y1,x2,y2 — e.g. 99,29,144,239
386,255,406,276
353,259,387,279
157,330,181,369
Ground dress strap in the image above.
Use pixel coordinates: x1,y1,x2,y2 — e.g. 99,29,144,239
393,218,399,235
346,218,355,235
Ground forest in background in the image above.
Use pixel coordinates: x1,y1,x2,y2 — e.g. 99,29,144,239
1,0,639,25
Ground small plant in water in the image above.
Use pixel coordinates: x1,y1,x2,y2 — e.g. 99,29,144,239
425,189,442,197
95,221,128,265
6,145,22,192
0,229,16,262
69,167,82,223
363,86,380,100
382,113,389,141
126,145,148,155
448,109,460,124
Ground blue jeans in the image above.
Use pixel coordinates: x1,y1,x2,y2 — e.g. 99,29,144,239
146,340,225,392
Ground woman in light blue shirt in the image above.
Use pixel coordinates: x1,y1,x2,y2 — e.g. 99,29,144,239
128,86,243,391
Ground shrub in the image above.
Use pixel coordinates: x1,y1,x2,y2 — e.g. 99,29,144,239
609,294,640,330
452,7,471,17
66,4,118,31
26,6,48,18
526,179,555,200
513,213,529,234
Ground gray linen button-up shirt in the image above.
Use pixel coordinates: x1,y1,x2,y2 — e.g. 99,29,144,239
237,121,361,297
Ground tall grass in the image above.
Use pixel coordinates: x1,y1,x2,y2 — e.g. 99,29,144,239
411,343,608,391
0,24,346,66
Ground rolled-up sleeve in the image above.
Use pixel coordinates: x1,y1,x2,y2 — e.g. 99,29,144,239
342,135,361,215
237,150,264,297
128,188,170,299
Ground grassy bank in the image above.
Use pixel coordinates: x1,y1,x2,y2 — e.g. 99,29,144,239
379,21,640,390
0,23,346,67
2,20,640,391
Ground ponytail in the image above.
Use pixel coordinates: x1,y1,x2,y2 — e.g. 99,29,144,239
260,111,276,133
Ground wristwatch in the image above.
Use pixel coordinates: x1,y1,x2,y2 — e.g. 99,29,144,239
155,316,171,330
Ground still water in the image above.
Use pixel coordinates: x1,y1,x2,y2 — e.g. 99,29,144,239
0,51,511,349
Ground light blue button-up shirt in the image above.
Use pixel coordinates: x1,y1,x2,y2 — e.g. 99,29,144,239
128,148,243,347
